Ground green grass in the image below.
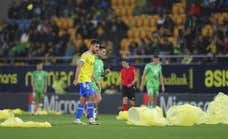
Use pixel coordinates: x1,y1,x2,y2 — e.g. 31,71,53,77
0,115,228,139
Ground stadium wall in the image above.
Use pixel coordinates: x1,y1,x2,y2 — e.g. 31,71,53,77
0,64,227,93
0,93,216,114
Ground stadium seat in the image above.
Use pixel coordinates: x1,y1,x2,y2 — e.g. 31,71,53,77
67,17,74,28
181,0,186,7
119,0,125,7
113,8,121,16
149,18,156,27
181,14,186,23
113,0,123,7
143,17,150,27
173,27,180,37
133,38,141,44
135,17,143,27
152,15,159,22
202,25,213,37
111,0,117,7
132,28,140,38
129,0,136,7
172,5,178,15
168,37,177,46
121,38,130,50
122,16,131,25
126,8,133,16
175,15,184,25
120,50,130,57
127,29,134,38
123,0,129,6
62,19,69,29
117,8,123,16
84,39,91,48
179,7,185,15
139,28,146,38
218,13,225,25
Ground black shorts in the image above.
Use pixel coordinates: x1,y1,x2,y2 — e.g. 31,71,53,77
122,86,136,101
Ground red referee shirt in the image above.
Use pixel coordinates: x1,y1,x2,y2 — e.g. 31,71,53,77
120,66,136,86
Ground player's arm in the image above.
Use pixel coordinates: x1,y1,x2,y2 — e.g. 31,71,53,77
92,60,100,87
73,53,87,86
140,65,148,91
92,74,100,87
73,61,84,86
31,73,34,92
129,67,137,87
140,73,146,92
120,70,123,90
44,72,48,93
160,67,165,93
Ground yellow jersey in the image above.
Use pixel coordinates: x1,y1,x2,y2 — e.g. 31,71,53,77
77,51,95,83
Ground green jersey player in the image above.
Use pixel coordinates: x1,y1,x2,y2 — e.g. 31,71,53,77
31,62,48,113
140,55,165,108
91,45,107,118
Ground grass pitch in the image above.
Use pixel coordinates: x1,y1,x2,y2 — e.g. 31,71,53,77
0,115,228,139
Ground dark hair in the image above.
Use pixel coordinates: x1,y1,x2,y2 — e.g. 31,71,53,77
36,61,43,65
99,45,106,49
90,39,100,45
153,54,159,59
121,58,132,63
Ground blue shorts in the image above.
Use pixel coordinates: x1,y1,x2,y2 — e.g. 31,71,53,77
79,82,94,97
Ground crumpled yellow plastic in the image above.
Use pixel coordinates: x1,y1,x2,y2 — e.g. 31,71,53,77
0,110,14,121
166,104,206,126
34,110,48,115
116,111,128,120
127,106,167,126
117,92,228,126
0,117,52,128
206,92,228,124
33,110,62,115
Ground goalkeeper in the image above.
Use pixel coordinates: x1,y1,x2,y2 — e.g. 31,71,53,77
140,55,165,108
31,62,48,113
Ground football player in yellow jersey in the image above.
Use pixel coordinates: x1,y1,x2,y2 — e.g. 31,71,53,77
73,39,100,125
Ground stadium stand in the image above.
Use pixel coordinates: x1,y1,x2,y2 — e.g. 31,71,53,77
0,0,227,65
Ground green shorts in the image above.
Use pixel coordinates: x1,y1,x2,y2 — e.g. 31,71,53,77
146,84,159,97
91,82,101,93
33,90,44,104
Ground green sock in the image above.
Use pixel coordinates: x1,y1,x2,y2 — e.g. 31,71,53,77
148,103,154,108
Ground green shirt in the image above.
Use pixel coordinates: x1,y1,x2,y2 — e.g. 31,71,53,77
32,70,48,91
143,63,162,86
93,56,104,81
92,56,104,92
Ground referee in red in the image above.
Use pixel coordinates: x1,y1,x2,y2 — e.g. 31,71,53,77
120,58,137,111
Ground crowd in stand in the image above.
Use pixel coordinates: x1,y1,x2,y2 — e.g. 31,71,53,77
125,0,228,57
0,0,227,65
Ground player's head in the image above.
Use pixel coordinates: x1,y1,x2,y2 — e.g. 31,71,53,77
121,58,130,68
90,39,100,54
98,45,106,59
36,62,43,71
153,54,160,64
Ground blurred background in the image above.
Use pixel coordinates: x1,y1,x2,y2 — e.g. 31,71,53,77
0,0,227,114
